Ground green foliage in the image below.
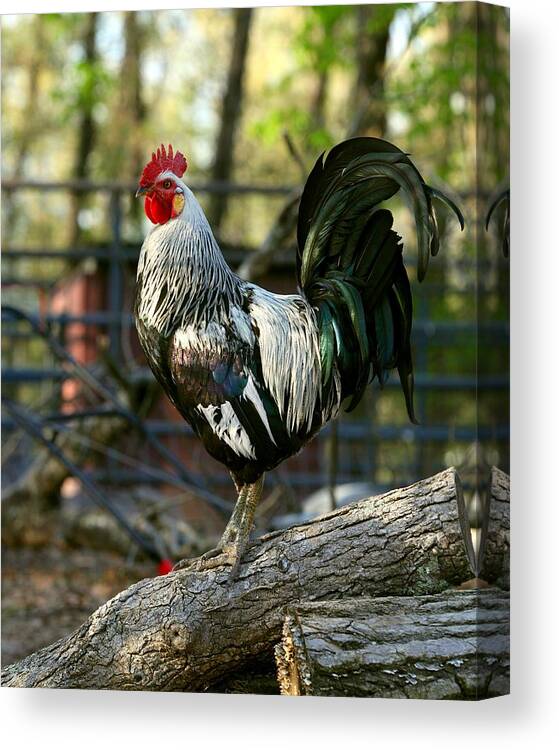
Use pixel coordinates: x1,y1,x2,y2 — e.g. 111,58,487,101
250,106,312,146
52,59,112,122
296,5,352,73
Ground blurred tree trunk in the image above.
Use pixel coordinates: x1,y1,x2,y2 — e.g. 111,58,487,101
121,11,147,179
475,3,509,180
311,69,329,130
3,17,45,240
207,8,253,230
69,12,99,246
2,17,45,386
120,11,147,227
347,5,396,138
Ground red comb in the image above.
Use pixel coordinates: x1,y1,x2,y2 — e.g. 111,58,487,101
139,144,187,186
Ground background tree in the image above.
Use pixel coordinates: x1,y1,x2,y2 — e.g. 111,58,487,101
120,12,148,179
69,12,101,246
206,8,253,230
347,4,397,137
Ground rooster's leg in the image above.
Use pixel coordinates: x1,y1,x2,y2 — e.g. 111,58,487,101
221,474,264,579
173,476,264,578
220,483,249,546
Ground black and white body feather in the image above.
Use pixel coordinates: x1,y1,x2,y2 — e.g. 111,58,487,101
134,138,462,487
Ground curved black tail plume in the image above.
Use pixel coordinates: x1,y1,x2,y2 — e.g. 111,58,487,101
296,137,464,422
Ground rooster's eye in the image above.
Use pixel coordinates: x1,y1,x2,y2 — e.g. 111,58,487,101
162,179,172,189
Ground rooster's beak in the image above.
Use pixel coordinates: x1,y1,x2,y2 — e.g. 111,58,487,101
135,185,150,198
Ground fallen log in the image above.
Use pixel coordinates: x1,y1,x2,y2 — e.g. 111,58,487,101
275,589,509,699
479,466,510,588
2,468,505,691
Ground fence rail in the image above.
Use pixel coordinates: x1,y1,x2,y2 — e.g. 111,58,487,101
2,177,510,496
2,178,295,196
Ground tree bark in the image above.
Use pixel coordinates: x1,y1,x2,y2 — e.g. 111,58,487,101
1,468,510,691
207,8,253,230
275,589,509,699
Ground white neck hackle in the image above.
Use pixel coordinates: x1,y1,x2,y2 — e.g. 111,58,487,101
136,177,243,335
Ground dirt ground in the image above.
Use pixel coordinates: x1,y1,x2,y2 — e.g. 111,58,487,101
1,542,154,667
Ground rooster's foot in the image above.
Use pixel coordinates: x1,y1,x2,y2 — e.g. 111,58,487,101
173,476,263,580
172,546,225,572
172,541,246,579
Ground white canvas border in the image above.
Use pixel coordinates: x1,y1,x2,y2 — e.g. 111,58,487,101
2,0,558,747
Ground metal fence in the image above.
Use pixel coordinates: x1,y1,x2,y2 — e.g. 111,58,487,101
1,178,510,500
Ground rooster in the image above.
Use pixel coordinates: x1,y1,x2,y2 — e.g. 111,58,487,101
134,139,462,576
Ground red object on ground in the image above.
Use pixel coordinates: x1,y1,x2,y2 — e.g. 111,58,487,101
157,559,174,575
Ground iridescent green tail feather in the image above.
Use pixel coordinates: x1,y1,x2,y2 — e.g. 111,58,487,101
296,137,463,422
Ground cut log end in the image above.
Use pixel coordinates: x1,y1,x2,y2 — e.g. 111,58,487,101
478,466,510,588
454,468,479,576
275,590,510,699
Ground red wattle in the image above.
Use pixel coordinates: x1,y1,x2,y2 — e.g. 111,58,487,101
144,194,172,225
144,195,156,223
